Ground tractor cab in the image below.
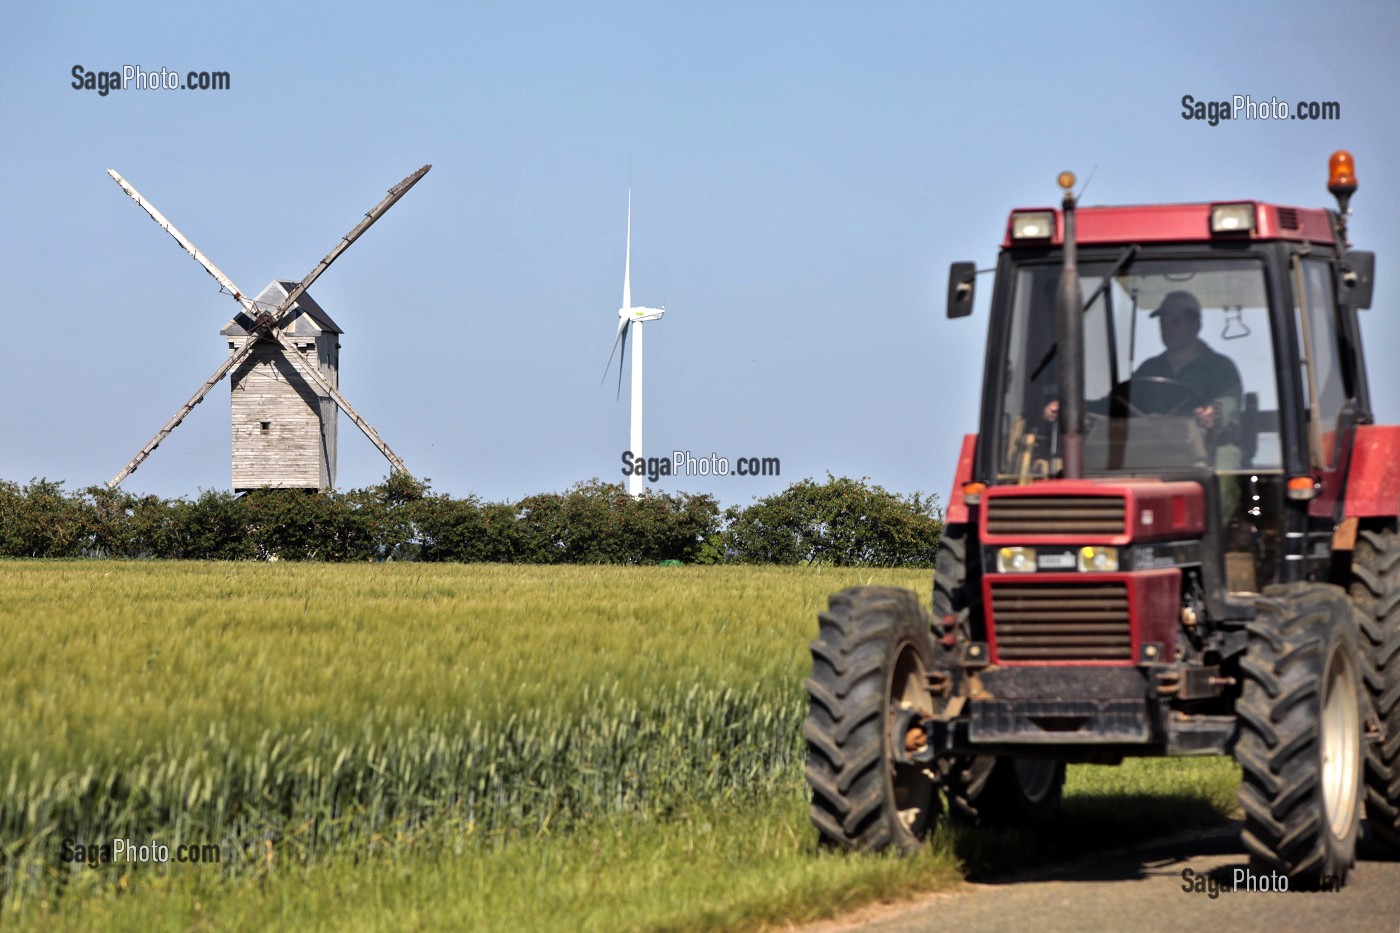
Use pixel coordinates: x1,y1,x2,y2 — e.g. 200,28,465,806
948,159,1376,610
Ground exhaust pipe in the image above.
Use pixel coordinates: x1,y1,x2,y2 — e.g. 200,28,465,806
1055,172,1084,479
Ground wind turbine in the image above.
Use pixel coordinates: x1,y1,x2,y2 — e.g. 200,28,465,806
601,187,665,496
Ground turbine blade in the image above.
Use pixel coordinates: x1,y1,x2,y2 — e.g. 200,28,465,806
616,321,629,402
108,335,263,487
270,331,411,476
107,169,257,315
622,188,632,310
600,315,628,384
272,164,432,322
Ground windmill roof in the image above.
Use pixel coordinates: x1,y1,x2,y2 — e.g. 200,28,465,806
220,280,343,337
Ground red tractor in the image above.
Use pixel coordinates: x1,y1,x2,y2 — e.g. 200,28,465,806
804,152,1396,888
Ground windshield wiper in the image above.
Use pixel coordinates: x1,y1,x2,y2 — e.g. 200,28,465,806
1029,245,1140,383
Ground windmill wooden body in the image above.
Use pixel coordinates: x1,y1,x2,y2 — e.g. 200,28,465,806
221,281,342,490
105,166,430,491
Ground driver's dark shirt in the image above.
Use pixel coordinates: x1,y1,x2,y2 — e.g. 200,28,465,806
1133,342,1243,437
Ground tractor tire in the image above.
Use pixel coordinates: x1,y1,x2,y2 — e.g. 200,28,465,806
1234,583,1366,888
933,524,977,640
804,586,940,852
1349,527,1400,850
940,755,1065,827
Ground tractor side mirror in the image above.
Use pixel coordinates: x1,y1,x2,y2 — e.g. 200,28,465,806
1339,250,1374,309
947,262,977,318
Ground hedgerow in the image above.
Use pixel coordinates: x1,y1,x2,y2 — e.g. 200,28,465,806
0,474,941,566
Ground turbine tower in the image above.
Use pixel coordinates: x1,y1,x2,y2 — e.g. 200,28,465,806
602,187,665,496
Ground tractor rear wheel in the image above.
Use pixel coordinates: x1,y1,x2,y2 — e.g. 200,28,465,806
1349,527,1400,849
804,586,939,852
940,755,1065,827
1234,583,1365,888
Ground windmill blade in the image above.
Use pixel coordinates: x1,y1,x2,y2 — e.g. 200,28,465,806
108,336,264,487
270,331,412,477
270,164,432,324
107,169,259,315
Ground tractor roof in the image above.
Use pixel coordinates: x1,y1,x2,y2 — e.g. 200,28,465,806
1001,202,1335,249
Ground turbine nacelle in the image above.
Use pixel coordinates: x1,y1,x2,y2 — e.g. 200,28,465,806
620,305,665,324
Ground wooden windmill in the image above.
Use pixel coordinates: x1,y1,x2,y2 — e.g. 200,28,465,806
105,165,430,491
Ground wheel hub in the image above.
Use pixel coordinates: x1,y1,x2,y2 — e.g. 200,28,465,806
1321,649,1362,840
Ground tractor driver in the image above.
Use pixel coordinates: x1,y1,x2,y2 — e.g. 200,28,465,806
1043,289,1242,437
1128,290,1243,434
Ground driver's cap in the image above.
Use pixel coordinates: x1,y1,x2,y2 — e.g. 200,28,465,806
1149,290,1202,321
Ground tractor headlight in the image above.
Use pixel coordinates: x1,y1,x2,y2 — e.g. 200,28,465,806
997,547,1038,573
1210,202,1256,234
1078,546,1119,572
1010,211,1055,241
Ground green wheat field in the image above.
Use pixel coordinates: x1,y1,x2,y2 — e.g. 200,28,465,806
0,562,1240,930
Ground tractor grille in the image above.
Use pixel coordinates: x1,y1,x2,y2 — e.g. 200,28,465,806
989,580,1133,661
985,496,1125,536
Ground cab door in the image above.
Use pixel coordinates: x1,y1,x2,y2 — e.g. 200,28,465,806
1293,252,1362,576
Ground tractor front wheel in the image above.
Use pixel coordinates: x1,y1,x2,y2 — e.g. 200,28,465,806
804,586,940,852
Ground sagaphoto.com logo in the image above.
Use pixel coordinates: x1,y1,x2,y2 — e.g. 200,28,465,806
72,64,231,97
621,450,780,484
1180,93,1340,126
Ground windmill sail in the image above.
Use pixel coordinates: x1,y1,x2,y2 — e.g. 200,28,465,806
107,170,258,314
272,164,432,322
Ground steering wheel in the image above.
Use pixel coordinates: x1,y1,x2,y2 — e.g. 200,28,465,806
1110,375,1209,417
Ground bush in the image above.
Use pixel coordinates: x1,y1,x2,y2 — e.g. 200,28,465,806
0,479,91,558
181,489,257,559
413,495,520,563
241,489,391,561
722,474,942,567
514,480,720,564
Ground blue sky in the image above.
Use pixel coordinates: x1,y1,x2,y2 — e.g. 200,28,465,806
2,2,1397,509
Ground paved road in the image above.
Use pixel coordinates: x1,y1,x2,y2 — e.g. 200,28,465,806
798,823,1400,933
